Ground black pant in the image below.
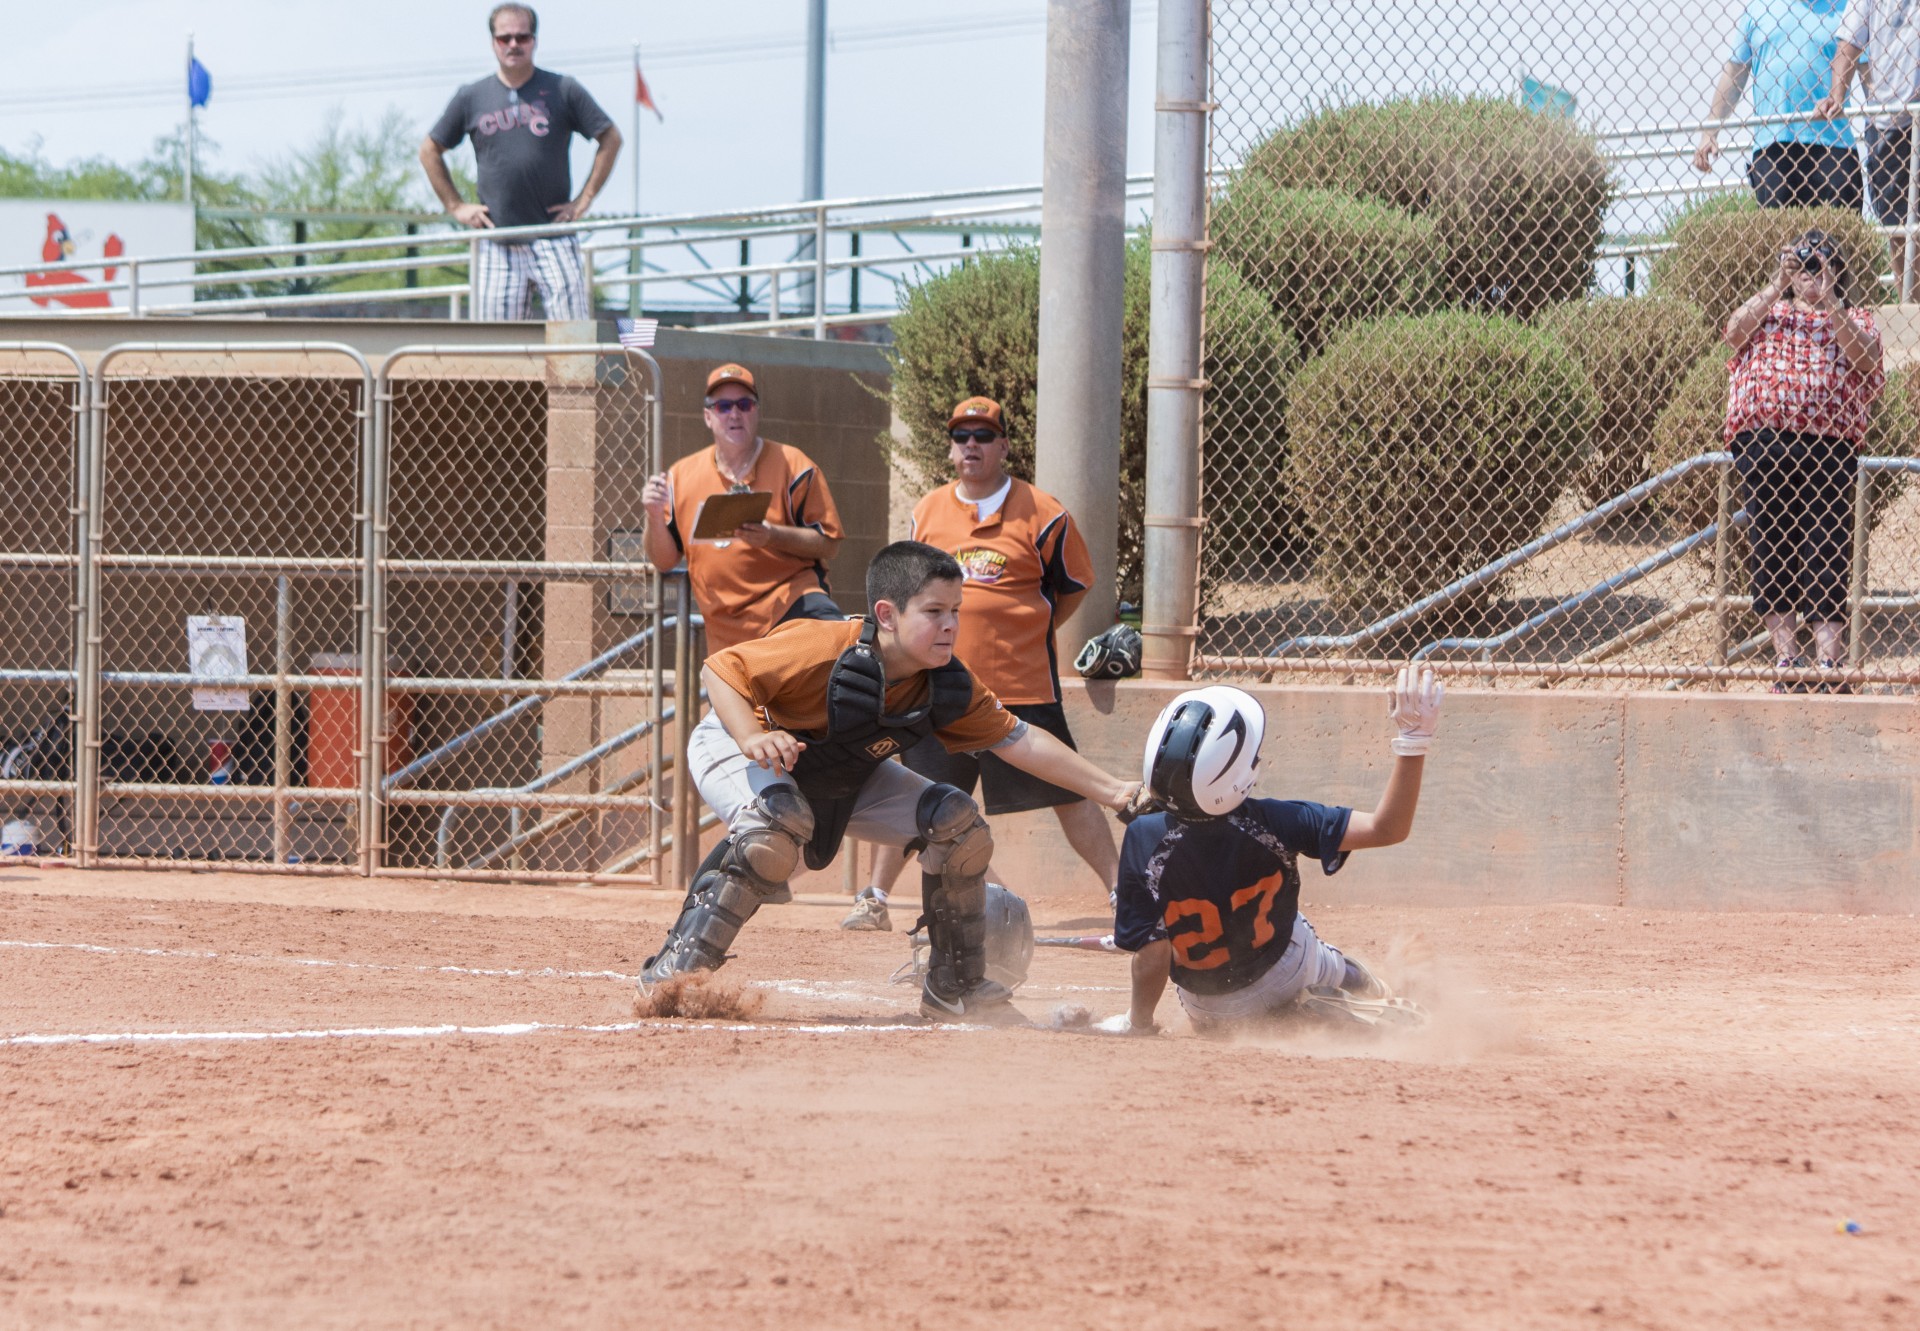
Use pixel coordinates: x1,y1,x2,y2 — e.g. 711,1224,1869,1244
1733,430,1857,624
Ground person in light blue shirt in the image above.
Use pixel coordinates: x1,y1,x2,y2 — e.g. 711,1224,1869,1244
1694,0,1863,209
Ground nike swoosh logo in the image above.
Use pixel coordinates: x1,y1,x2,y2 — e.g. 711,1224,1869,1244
1208,710,1248,786
920,990,966,1018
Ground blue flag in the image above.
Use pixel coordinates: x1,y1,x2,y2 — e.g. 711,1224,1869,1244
1519,74,1575,121
188,56,212,108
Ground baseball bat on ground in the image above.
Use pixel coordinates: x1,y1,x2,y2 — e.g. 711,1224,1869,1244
1034,934,1119,952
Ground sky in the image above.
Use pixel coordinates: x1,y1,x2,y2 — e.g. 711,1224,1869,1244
12,0,1165,219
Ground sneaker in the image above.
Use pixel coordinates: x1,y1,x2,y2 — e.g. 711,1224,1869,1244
1296,985,1430,1031
1339,957,1393,1000
920,977,1021,1023
1816,658,1854,695
1770,655,1808,695
840,887,891,932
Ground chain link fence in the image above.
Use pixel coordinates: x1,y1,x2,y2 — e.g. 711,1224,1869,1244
0,346,86,862
0,336,688,882
90,344,373,868
1198,0,1920,692
376,345,687,886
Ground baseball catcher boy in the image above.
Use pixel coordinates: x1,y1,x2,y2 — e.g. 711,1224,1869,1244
640,540,1141,1020
1109,667,1443,1036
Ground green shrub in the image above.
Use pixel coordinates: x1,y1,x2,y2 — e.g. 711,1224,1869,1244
1210,179,1441,354
1650,196,1885,329
1535,295,1718,506
1650,351,1917,539
885,237,1297,605
1287,310,1598,613
884,245,1042,496
1201,262,1304,567
1245,95,1610,319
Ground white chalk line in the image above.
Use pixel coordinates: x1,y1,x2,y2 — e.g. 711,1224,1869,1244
0,938,1128,997
4,1018,971,1049
0,937,640,985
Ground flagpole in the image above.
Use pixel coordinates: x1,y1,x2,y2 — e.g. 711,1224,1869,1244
641,41,656,316
184,33,196,212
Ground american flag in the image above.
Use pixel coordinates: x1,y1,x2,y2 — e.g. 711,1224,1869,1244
617,316,659,350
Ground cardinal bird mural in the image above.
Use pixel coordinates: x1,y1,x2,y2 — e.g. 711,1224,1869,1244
27,213,124,309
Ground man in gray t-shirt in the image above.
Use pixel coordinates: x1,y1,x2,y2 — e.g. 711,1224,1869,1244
419,4,622,320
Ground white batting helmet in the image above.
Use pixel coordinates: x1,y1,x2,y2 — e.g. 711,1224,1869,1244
1141,685,1265,819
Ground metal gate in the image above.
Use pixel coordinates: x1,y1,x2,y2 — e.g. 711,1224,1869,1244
372,344,692,886
0,336,691,883
87,343,374,870
0,344,88,864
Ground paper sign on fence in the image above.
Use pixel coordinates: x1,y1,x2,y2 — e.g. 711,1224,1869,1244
187,616,249,711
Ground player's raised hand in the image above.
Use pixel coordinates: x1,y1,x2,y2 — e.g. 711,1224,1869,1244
1388,663,1444,757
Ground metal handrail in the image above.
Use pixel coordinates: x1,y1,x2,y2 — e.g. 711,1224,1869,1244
1412,511,1750,663
1214,454,1920,683
382,616,694,792
0,169,1104,333
432,686,708,871
1591,98,1920,143
11,97,1919,327
1265,454,1732,658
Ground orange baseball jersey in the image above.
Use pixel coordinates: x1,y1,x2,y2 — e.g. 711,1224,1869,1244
704,617,1020,754
909,478,1092,704
664,440,843,652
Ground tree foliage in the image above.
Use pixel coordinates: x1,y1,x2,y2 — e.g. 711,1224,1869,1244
0,111,474,300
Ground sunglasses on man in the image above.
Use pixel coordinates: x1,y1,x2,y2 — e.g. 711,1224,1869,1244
705,396,758,414
949,428,1003,444
493,31,534,45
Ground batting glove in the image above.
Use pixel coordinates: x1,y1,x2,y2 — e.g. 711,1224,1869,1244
1093,1014,1158,1037
1388,664,1444,757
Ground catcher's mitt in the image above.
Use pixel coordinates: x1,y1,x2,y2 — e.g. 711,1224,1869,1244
1075,623,1142,680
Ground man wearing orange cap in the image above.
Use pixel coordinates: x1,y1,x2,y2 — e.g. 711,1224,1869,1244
843,395,1116,930
640,363,845,653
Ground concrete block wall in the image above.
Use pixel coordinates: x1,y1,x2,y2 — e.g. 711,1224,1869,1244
972,681,1920,915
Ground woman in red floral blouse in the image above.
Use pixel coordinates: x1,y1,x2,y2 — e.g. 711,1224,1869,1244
1723,228,1884,692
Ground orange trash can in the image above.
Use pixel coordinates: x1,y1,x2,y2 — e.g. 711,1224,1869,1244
307,653,413,789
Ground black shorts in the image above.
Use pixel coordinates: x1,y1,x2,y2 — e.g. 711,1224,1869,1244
1866,125,1913,224
901,699,1083,816
1748,141,1862,211
775,589,844,625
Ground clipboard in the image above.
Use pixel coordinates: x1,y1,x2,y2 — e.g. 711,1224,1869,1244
691,489,773,541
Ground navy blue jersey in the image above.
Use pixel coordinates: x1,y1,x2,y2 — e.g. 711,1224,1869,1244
1113,798,1351,996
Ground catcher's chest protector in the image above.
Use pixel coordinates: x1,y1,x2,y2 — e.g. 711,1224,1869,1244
790,618,973,867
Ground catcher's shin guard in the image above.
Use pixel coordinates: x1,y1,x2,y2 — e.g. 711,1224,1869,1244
913,783,1009,1017
640,787,812,984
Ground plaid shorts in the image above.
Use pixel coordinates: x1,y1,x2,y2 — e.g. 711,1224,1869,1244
471,234,591,321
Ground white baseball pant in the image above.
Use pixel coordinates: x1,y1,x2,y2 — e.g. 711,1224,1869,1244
1176,914,1354,1028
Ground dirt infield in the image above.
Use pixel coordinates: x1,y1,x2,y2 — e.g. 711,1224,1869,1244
3,865,1917,1330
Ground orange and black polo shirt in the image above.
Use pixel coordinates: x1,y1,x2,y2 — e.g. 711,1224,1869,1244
664,440,843,653
704,617,1021,754
909,478,1092,705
